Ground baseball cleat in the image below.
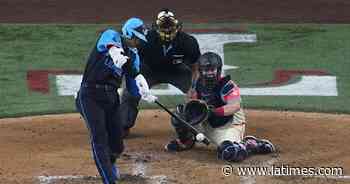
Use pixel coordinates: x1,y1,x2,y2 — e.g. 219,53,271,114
243,136,276,154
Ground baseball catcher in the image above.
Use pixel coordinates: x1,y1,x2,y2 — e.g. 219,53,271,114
165,52,276,162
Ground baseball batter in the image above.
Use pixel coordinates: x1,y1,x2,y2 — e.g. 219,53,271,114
166,52,275,162
75,18,156,184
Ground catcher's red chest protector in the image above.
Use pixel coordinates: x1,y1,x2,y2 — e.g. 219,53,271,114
195,75,237,128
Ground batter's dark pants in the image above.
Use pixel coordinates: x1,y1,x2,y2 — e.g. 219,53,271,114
119,63,192,130
75,85,123,184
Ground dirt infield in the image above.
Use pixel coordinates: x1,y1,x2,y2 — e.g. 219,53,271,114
1,0,350,183
0,110,349,184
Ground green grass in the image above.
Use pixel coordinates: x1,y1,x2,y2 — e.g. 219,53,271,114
0,23,349,117
224,24,350,113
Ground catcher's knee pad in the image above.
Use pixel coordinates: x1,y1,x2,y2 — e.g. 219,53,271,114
217,141,248,162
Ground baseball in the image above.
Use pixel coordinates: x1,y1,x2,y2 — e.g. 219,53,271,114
196,133,206,142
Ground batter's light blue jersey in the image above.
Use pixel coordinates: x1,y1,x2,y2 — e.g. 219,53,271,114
82,28,141,96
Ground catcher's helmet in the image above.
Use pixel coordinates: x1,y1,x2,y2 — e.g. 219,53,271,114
122,17,148,42
198,52,223,91
154,8,181,42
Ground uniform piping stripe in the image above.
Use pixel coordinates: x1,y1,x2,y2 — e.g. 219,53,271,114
78,93,110,184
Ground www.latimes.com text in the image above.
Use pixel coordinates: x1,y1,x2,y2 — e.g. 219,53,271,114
222,164,343,177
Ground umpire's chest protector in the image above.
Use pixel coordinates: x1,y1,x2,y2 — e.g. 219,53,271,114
140,30,199,69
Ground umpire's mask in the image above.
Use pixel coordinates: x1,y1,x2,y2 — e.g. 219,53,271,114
198,52,223,91
155,9,181,43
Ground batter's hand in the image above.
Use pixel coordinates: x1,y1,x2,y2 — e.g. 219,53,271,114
108,46,129,68
135,74,158,103
135,74,149,94
141,92,158,103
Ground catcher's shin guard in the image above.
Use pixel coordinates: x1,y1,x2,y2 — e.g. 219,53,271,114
217,141,248,162
243,136,275,155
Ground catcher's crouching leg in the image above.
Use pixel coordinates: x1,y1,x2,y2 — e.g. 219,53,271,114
165,105,195,152
217,141,248,162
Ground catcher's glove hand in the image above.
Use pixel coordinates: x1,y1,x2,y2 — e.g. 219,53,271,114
184,100,209,126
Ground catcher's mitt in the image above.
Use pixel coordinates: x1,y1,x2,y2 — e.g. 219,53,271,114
183,100,209,126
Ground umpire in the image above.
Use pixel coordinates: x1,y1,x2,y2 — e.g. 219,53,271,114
120,9,201,136
75,18,156,184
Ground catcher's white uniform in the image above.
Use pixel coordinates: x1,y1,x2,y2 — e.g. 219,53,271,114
192,76,245,146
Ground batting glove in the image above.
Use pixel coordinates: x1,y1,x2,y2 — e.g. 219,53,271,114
142,92,158,103
108,46,129,69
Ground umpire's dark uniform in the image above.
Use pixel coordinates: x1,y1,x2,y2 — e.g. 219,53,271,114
120,29,201,132
75,28,142,184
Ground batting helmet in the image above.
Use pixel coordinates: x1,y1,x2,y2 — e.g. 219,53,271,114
122,17,148,42
198,52,223,91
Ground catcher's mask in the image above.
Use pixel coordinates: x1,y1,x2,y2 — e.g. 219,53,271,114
155,9,181,43
198,52,223,91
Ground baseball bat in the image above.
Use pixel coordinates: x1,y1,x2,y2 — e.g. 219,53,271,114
154,100,210,145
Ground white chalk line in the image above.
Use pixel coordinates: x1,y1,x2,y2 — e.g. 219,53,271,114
38,175,98,184
38,161,169,184
38,174,169,184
